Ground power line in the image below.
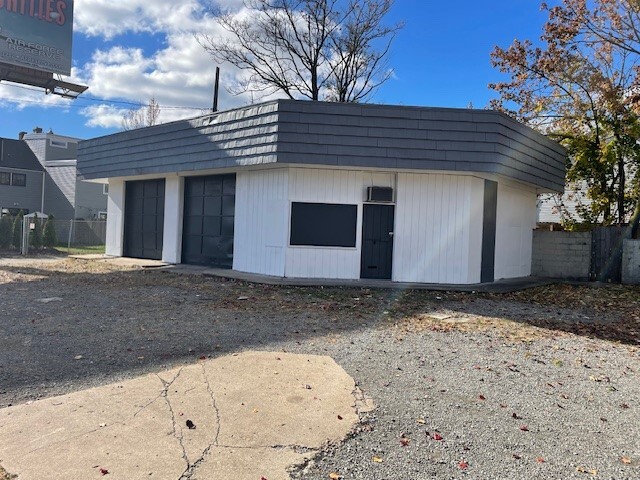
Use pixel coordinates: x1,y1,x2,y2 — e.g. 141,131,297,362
0,82,207,111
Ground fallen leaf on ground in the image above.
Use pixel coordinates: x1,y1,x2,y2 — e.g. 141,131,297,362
536,457,544,463
329,473,341,479
576,466,597,475
432,433,443,441
416,418,426,424
458,461,468,469
400,438,410,446
621,456,632,464
372,456,383,463
99,468,109,476
478,394,486,400
513,454,521,460
520,425,529,432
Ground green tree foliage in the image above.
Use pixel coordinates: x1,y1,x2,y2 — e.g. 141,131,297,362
11,211,23,249
43,214,57,249
29,213,42,250
490,0,640,226
0,215,13,248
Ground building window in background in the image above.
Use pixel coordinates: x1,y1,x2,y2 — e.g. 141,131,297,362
11,174,26,187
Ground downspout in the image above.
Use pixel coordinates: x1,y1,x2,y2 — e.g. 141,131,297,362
41,171,45,213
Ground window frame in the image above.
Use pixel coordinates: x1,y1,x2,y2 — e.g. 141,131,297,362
49,139,68,149
11,173,26,187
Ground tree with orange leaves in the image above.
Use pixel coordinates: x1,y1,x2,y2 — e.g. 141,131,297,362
490,0,640,227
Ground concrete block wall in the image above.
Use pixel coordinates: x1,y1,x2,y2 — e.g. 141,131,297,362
622,239,640,284
532,230,591,280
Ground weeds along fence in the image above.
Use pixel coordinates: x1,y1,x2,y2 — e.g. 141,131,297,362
21,219,106,255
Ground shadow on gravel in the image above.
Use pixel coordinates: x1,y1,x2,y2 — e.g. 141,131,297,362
0,263,392,405
0,263,638,407
378,283,640,347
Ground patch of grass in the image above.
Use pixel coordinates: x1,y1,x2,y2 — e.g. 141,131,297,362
56,244,106,255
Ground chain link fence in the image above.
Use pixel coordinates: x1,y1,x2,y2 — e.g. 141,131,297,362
19,219,106,255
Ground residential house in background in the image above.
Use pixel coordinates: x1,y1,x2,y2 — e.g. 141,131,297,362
0,128,107,220
78,100,566,285
0,137,45,216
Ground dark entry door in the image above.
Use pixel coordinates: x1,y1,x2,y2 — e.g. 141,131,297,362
124,179,165,260
361,204,394,279
182,174,235,268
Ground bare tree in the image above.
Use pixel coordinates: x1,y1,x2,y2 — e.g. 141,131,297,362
121,97,162,131
196,0,402,102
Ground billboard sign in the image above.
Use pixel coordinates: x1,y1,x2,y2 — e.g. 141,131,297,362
0,0,74,76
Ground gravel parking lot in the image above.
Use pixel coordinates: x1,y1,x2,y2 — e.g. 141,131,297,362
0,257,639,479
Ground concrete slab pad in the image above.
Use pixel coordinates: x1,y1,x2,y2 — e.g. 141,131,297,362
0,352,368,480
70,255,169,268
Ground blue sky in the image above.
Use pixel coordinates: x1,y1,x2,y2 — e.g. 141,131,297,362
0,1,550,141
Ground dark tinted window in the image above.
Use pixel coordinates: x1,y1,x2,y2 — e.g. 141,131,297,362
290,202,357,247
11,173,26,187
0,172,10,185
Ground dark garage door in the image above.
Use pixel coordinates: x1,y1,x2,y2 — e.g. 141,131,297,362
182,174,235,268
124,179,165,260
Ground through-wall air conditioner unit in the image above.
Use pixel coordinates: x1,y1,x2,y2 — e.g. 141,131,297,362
366,186,394,203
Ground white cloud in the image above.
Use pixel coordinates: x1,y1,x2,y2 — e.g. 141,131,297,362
69,0,265,130
74,0,213,39
0,83,73,111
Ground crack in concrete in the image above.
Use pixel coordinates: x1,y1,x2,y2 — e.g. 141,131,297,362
155,369,190,473
132,390,165,418
214,443,317,452
177,365,221,480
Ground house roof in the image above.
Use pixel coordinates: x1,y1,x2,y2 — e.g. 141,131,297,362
77,100,567,192
0,138,44,171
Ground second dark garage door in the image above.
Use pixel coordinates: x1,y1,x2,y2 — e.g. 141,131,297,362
123,179,165,260
182,174,235,268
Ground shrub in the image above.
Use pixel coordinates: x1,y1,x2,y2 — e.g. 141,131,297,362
43,214,57,248
0,215,12,248
12,211,24,249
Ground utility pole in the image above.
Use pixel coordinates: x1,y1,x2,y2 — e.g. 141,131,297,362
212,67,220,112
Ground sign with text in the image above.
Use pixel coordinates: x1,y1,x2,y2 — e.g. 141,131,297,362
0,0,74,76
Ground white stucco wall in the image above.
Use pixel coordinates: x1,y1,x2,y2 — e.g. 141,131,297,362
494,181,537,279
105,179,125,256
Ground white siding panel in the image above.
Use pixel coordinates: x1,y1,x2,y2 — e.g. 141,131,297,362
285,168,389,279
494,182,537,279
162,176,184,264
105,179,125,257
394,173,482,284
234,169,289,276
